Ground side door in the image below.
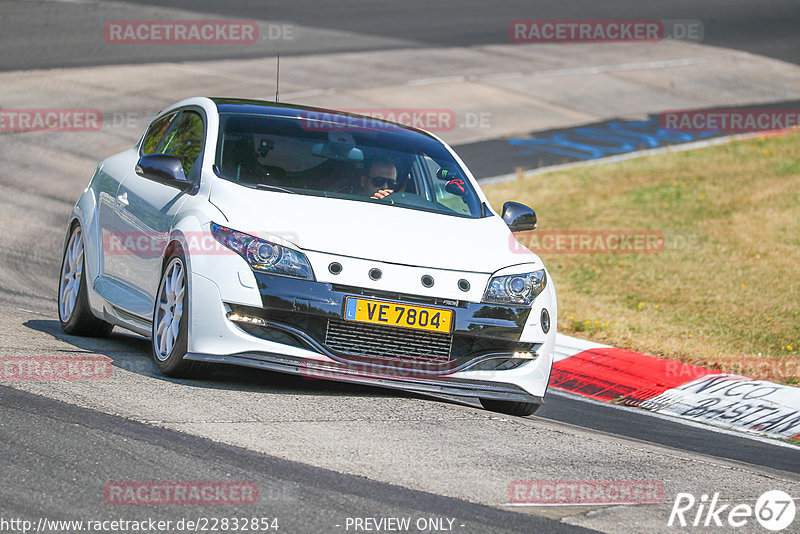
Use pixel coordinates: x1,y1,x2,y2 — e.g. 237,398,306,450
112,109,205,317
101,111,178,286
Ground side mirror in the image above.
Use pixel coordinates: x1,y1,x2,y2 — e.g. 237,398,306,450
136,154,193,192
502,201,537,232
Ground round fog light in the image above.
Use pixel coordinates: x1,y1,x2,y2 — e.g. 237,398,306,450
541,309,550,333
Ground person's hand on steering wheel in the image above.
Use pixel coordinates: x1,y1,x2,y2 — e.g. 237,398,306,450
371,188,394,199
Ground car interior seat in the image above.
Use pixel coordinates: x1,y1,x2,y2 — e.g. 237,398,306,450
220,136,264,184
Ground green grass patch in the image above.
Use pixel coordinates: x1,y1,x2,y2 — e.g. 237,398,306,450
483,133,800,384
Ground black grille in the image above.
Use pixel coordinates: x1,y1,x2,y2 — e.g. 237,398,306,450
325,319,452,363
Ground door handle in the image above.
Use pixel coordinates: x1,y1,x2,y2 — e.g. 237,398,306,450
116,192,129,208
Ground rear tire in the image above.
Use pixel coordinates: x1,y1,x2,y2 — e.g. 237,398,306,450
152,251,195,377
58,224,114,337
480,399,540,417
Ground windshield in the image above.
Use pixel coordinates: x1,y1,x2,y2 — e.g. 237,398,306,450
215,112,485,218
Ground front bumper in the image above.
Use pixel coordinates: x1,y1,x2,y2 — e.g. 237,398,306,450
242,272,539,370
186,268,555,402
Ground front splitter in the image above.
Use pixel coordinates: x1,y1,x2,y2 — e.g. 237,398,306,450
184,351,542,404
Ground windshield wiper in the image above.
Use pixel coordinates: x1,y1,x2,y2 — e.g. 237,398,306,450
253,184,295,194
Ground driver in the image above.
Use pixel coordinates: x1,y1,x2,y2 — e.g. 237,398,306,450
360,158,398,199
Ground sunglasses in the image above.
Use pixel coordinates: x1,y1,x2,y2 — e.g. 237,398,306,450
369,175,398,189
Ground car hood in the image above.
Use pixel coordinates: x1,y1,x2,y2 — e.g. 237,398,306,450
209,179,540,274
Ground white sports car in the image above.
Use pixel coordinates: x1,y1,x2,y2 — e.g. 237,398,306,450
58,97,556,416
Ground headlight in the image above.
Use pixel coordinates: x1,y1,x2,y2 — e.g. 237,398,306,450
483,270,546,305
210,222,314,280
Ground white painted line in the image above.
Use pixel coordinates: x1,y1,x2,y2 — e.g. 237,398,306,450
281,88,338,100
14,307,49,317
502,502,641,507
533,57,710,77
407,75,469,86
408,57,709,87
554,333,610,362
478,71,524,81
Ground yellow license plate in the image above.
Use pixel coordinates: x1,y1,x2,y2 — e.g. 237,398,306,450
343,297,453,334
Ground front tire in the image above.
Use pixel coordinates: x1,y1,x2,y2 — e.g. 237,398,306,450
152,252,195,377
58,224,114,337
480,399,540,417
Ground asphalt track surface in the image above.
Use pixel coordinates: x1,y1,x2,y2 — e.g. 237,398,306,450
135,0,800,64
1,385,588,533
537,391,800,475
2,1,800,533
3,0,800,70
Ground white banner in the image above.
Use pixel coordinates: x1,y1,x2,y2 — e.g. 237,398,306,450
642,374,800,440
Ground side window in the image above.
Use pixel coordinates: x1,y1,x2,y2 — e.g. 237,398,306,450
140,112,177,155
422,155,471,215
159,111,205,178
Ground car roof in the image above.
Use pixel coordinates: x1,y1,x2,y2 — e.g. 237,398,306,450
210,97,439,141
